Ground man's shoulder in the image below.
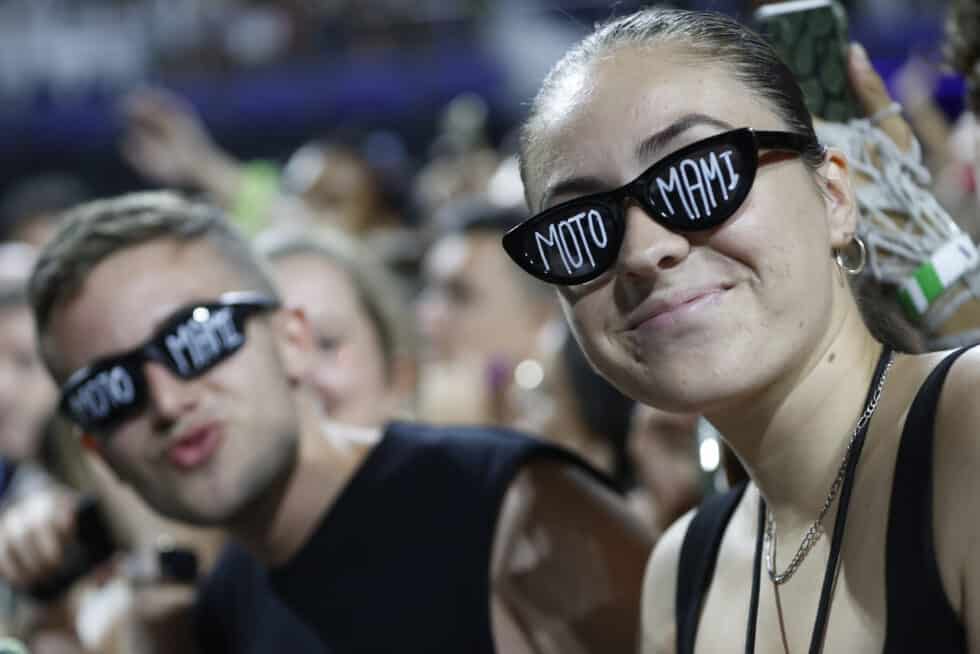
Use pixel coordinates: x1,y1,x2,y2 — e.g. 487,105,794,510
384,420,539,451
385,420,614,494
382,421,549,474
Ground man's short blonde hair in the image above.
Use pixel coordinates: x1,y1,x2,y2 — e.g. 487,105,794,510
30,191,280,342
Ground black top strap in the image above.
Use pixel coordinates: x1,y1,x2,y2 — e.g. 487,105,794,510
676,482,748,654
884,346,974,653
747,346,894,654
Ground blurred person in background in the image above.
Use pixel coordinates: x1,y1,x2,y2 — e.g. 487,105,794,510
0,241,74,651
256,226,417,427
507,326,632,478
0,175,93,248
416,198,561,425
945,0,980,241
6,191,651,654
886,54,976,225
412,93,503,219
0,242,58,504
278,139,403,235
626,405,708,538
119,87,404,239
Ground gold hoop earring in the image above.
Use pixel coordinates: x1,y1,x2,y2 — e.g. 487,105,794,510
834,234,866,276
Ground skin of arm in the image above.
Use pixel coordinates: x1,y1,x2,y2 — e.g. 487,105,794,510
491,460,654,654
929,348,980,651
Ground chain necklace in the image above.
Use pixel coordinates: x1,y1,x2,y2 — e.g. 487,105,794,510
764,353,894,585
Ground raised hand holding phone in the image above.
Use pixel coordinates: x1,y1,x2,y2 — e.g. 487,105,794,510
753,0,860,122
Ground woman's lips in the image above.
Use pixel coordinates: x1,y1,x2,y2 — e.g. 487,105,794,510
627,286,731,332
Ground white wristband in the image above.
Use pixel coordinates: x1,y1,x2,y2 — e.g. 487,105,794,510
898,234,980,318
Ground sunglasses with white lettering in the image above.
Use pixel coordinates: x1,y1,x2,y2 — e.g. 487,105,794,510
59,291,280,436
503,128,817,285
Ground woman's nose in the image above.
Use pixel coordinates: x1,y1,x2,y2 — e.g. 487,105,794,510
616,203,692,279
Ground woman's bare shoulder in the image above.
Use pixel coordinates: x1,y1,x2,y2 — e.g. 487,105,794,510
925,345,980,628
928,346,980,491
640,509,697,654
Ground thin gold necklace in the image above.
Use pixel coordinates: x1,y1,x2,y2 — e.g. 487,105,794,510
764,354,894,585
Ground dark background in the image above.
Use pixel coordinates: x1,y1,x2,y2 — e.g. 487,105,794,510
0,0,958,202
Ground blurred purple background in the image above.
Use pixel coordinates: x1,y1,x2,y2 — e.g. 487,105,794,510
0,0,957,200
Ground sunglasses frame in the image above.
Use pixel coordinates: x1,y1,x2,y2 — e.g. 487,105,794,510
59,290,280,435
503,127,817,285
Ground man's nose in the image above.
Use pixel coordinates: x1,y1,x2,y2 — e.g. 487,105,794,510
143,362,198,426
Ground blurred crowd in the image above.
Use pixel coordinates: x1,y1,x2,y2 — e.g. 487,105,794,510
0,0,978,652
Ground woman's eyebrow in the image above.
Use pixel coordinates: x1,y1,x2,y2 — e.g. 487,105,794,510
539,113,733,211
634,113,733,162
540,175,607,211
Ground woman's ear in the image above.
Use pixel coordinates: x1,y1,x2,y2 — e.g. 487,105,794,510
272,306,315,385
816,147,859,248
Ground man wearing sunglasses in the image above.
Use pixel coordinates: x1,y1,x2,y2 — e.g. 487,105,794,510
4,191,651,653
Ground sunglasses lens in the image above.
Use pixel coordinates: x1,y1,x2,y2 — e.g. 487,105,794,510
158,305,248,379
62,361,145,434
58,296,276,436
504,203,620,284
61,305,248,433
642,131,756,230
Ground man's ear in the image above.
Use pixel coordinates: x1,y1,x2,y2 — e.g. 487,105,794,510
272,305,315,385
816,147,859,248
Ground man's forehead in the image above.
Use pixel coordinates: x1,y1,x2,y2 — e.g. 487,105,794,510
47,239,245,373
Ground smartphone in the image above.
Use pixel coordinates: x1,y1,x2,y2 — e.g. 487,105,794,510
27,497,199,601
754,0,860,122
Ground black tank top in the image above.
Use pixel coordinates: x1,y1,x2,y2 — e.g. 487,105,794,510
196,421,610,653
675,347,973,653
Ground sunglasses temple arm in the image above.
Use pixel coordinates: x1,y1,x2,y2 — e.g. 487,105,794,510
754,130,818,155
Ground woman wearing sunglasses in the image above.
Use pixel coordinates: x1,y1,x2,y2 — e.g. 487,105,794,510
506,8,980,654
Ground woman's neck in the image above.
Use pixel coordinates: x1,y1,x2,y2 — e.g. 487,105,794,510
708,301,885,531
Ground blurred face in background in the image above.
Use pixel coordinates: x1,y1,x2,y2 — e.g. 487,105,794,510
285,144,392,234
418,231,552,367
627,404,703,532
271,253,397,427
0,302,57,462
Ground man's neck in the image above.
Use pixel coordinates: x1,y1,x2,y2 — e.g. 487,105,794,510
233,401,383,566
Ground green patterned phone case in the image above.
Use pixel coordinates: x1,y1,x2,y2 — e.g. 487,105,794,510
754,0,860,122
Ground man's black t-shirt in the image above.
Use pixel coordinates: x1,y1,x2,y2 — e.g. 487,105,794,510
195,421,600,653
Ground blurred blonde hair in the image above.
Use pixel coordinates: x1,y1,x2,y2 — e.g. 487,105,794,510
254,225,413,379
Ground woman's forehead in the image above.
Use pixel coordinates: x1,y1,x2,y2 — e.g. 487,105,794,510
545,47,764,147
529,47,774,202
